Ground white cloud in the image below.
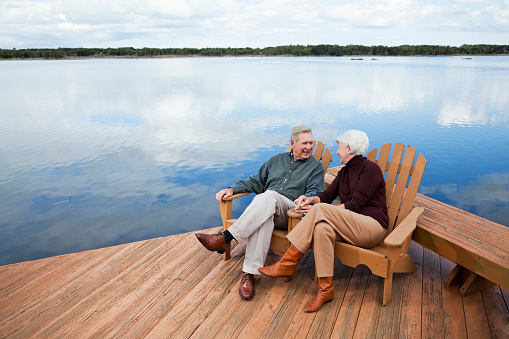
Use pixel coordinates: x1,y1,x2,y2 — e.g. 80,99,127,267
0,0,507,48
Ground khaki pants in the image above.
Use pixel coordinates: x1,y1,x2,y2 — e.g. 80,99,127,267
287,203,386,277
228,190,294,275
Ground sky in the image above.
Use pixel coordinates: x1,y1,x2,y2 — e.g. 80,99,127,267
0,0,508,49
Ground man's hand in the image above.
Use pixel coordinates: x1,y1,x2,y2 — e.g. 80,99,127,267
216,188,234,202
294,195,315,214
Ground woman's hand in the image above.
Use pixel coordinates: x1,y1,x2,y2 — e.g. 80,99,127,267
294,195,316,214
216,188,234,202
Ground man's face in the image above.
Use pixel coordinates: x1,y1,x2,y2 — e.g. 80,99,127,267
291,132,314,161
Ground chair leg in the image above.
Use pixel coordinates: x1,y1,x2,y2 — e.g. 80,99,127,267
223,244,231,260
383,275,393,306
383,245,402,305
219,200,233,261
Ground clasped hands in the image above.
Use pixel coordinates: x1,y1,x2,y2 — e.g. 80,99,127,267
294,195,315,214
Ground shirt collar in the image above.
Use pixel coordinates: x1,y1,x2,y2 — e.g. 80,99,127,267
289,150,309,162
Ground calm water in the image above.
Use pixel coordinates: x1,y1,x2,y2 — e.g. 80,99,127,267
1,56,508,266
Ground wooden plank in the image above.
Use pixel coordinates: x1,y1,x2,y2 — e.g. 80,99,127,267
415,217,509,269
413,221,509,290
398,241,423,339
376,271,405,338
502,288,509,309
304,260,354,338
0,254,68,291
421,247,445,338
417,218,509,271
415,194,509,243
261,251,324,338
414,196,509,253
463,291,492,338
440,256,468,339
277,252,342,339
0,246,119,319
281,283,318,339
58,232,209,338
144,234,247,338
189,255,283,338
35,237,180,338
7,238,169,338
416,208,509,256
330,265,370,338
0,242,141,337
1,221,508,339
237,256,296,338
352,274,383,338
481,286,509,338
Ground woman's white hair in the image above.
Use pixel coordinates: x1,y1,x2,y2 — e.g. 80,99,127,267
336,130,369,156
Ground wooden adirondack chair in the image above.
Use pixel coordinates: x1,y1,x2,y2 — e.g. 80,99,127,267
219,141,333,260
287,143,427,305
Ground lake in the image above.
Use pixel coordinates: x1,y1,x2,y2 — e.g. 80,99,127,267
1,56,508,266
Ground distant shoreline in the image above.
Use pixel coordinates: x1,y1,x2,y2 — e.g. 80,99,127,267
1,54,507,61
2,44,508,60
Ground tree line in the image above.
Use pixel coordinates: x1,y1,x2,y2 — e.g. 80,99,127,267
1,44,508,59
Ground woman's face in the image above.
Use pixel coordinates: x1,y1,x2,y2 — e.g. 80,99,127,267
336,143,352,164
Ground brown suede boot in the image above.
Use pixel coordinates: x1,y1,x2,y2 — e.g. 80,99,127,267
304,277,334,312
258,245,304,278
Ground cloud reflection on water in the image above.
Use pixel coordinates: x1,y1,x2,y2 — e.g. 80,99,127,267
0,56,508,265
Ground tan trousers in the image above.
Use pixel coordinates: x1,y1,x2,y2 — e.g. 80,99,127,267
287,203,386,277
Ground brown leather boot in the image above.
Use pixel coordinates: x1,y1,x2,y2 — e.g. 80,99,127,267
258,245,304,278
304,277,334,312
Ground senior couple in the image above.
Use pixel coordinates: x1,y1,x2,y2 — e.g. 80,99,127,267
195,125,388,312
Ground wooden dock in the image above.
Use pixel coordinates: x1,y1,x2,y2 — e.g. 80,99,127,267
1,196,508,338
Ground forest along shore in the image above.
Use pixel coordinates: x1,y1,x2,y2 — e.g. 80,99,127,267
2,44,508,59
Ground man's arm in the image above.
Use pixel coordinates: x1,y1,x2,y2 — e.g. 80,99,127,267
303,162,325,197
229,157,272,195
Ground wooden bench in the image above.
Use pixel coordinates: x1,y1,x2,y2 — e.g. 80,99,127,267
412,193,509,296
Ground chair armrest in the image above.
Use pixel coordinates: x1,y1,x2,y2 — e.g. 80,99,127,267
287,208,305,219
221,192,251,201
384,207,424,247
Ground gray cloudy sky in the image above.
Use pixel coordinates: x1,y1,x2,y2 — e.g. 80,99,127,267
1,0,508,49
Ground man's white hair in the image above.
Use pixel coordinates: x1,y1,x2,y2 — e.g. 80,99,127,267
336,130,369,155
291,125,313,142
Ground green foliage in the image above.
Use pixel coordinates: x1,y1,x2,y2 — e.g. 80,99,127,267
1,44,508,59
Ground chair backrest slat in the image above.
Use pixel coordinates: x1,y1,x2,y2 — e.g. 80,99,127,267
368,143,426,246
384,143,405,204
313,141,325,161
397,153,426,225
387,145,416,233
378,143,393,177
320,147,333,173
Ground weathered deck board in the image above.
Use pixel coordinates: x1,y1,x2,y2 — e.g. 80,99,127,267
1,200,509,338
413,194,509,294
440,256,468,338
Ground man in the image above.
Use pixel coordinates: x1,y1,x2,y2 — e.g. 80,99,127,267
195,125,325,300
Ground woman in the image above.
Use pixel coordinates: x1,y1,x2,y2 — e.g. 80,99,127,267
258,130,389,312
